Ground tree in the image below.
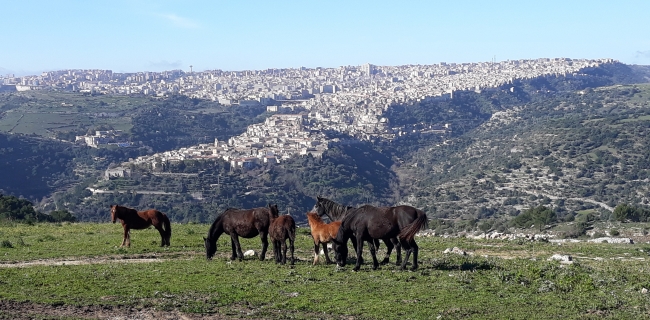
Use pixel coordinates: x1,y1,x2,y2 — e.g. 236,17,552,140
613,203,636,222
512,205,556,231
50,210,77,222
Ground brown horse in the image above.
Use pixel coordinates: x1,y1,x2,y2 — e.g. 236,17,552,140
306,211,341,265
333,204,428,271
269,205,296,265
204,205,274,261
110,204,171,247
313,196,401,265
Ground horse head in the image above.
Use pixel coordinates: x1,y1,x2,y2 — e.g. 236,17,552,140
110,204,118,223
332,223,349,267
268,203,279,218
204,236,217,260
313,197,327,217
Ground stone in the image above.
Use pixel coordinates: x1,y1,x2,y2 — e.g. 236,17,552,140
548,254,572,264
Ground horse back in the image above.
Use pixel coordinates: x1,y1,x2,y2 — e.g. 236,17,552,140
222,207,270,238
270,215,296,240
120,209,159,230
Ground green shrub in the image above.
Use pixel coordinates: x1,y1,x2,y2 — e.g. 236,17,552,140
1,239,13,248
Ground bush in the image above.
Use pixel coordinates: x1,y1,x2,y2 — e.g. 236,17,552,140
563,222,588,238
512,205,557,231
1,240,13,248
609,229,620,236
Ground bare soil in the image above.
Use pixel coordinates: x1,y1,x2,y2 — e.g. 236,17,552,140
0,300,231,320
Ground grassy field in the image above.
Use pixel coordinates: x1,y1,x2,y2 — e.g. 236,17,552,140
1,223,650,319
0,91,148,137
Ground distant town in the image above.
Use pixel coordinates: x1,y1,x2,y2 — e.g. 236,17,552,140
1,58,615,171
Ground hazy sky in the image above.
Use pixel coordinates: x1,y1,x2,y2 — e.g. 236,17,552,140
2,0,650,75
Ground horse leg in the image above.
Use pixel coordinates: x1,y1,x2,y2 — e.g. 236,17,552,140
281,239,287,265
230,238,237,260
231,234,244,261
313,242,320,265
273,240,281,264
368,239,380,270
120,226,128,247
391,238,402,266
120,226,131,248
259,231,268,261
323,242,332,264
353,236,364,272
289,236,295,265
154,224,165,247
127,229,131,247
351,236,363,264
381,239,394,265
410,240,419,271
399,239,412,271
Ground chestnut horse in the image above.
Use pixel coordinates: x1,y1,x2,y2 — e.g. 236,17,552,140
306,211,341,265
110,204,171,247
269,205,296,265
204,205,274,261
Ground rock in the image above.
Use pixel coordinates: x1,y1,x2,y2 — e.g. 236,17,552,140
443,247,466,256
243,250,256,257
587,237,634,244
548,254,572,264
642,288,648,294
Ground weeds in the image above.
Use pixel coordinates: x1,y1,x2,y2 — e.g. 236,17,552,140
0,223,649,319
0,239,13,248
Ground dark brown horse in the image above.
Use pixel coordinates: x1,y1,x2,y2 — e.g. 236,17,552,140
306,211,340,265
333,204,428,271
269,205,296,265
204,205,274,261
313,196,401,265
110,204,171,247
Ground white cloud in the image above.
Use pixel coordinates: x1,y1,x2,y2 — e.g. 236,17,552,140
156,13,199,29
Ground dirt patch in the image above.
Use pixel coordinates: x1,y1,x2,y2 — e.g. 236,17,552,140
0,252,196,268
0,300,228,319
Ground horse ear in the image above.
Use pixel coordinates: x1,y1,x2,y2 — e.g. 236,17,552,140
203,237,207,241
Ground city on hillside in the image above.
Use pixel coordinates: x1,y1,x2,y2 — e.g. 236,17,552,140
1,58,615,171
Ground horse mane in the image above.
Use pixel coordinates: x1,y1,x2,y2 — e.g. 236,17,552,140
114,205,138,216
306,211,323,225
318,197,355,221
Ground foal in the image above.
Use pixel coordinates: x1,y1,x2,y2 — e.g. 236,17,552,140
306,211,341,265
268,204,296,265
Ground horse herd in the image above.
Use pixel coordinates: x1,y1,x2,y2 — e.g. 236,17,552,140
110,196,429,271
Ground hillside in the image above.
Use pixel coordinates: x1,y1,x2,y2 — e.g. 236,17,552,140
1,63,650,224
400,82,650,225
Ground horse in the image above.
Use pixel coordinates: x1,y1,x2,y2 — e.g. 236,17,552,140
204,204,274,261
313,196,401,265
306,211,341,265
333,204,428,271
110,204,171,247
269,205,296,265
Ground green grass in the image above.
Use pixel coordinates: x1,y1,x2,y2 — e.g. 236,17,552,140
0,92,146,137
1,223,650,319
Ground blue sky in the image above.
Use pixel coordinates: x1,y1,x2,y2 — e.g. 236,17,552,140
2,0,649,75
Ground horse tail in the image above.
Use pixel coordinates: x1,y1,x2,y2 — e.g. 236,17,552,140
398,210,428,242
288,218,296,241
161,213,172,240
